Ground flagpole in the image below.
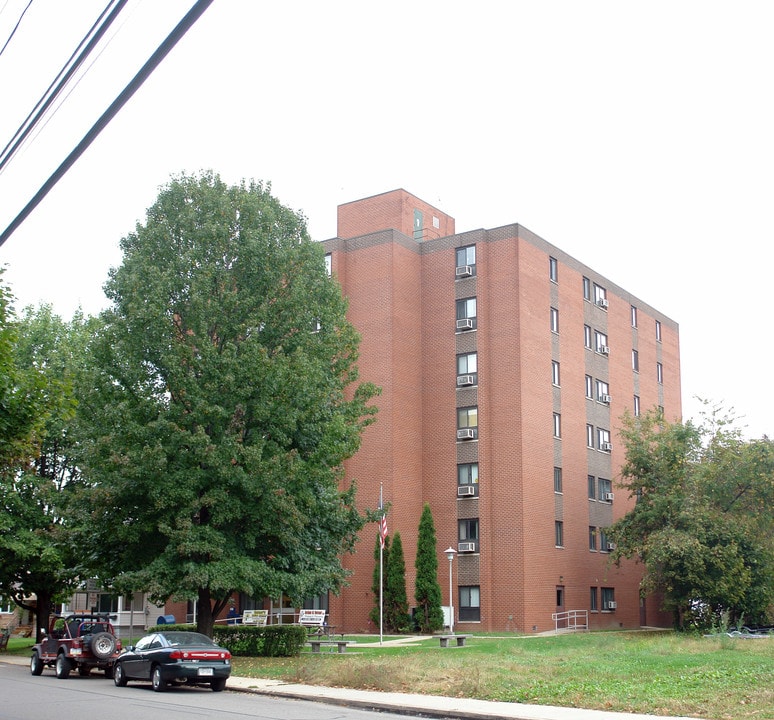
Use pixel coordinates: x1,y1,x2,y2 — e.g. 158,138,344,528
379,482,384,645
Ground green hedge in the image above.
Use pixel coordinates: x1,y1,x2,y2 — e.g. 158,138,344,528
148,622,307,657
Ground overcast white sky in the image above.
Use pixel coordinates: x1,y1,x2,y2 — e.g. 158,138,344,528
0,0,771,439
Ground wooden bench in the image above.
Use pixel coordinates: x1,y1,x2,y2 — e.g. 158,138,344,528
438,634,470,647
307,640,350,653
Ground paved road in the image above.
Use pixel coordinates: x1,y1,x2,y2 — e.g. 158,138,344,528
0,660,409,720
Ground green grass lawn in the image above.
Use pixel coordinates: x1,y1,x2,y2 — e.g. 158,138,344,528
231,631,774,720
6,631,772,718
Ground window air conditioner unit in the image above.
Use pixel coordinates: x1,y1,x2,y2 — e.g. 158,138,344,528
599,345,610,355
606,601,617,609
604,492,615,501
601,442,613,452
456,318,474,331
597,298,609,308
457,485,476,497
455,265,473,278
606,542,616,550
457,428,475,440
457,542,476,553
457,374,475,387
599,394,612,404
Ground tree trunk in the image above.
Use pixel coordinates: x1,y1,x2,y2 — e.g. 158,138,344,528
196,588,215,637
34,590,53,643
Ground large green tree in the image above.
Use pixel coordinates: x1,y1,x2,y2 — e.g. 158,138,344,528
0,306,93,640
414,503,444,633
77,172,378,635
608,407,774,629
384,531,410,632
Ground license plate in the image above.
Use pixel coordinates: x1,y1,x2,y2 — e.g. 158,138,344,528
198,667,214,676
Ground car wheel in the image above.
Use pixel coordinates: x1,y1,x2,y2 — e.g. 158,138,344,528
30,652,44,676
151,665,167,692
211,677,227,692
55,653,72,679
113,662,127,687
89,632,117,660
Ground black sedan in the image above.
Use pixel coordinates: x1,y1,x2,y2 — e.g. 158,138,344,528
113,631,231,692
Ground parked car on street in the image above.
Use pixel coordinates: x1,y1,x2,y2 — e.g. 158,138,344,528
30,612,122,678
113,630,231,692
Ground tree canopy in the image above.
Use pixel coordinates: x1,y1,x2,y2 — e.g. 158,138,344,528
77,172,378,634
0,289,81,639
608,406,774,629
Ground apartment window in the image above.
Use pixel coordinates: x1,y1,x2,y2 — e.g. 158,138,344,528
595,331,608,354
455,245,476,277
657,362,663,384
583,276,591,301
457,352,478,385
552,360,561,386
590,587,598,612
655,319,662,342
554,467,563,493
549,256,558,282
633,395,641,417
584,325,592,349
600,530,613,552
588,474,596,499
584,375,593,399
96,593,119,613
631,305,638,327
413,209,424,241
596,379,610,402
459,586,481,622
586,424,594,448
553,413,561,438
550,307,559,333
556,586,565,608
458,463,479,487
457,407,478,440
602,587,616,610
456,297,477,331
0,595,12,613
555,521,564,547
598,428,611,451
459,518,479,546
123,592,144,612
598,477,612,500
594,283,608,307
632,349,639,372
589,527,597,551
324,253,332,277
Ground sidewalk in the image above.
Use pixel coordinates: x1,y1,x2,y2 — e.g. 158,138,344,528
1,650,702,720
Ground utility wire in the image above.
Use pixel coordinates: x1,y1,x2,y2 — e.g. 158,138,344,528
0,0,34,58
0,0,215,249
0,0,129,175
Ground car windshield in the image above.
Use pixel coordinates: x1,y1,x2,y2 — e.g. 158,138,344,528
162,632,216,647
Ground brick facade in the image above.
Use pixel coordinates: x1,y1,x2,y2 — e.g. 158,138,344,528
324,189,678,633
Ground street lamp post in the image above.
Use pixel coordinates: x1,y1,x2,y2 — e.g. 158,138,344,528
444,546,456,634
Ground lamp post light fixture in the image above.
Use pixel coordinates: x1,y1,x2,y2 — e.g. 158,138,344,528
444,546,457,633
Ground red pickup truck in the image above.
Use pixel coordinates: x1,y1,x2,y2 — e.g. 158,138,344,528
30,613,122,678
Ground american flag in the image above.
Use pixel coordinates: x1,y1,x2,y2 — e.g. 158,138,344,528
379,512,388,549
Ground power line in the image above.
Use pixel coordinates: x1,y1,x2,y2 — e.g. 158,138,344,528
0,0,129,176
0,0,34,58
0,0,214,248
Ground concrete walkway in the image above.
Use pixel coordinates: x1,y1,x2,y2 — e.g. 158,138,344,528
1,650,703,720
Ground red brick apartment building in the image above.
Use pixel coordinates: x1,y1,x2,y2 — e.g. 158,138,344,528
323,189,679,634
